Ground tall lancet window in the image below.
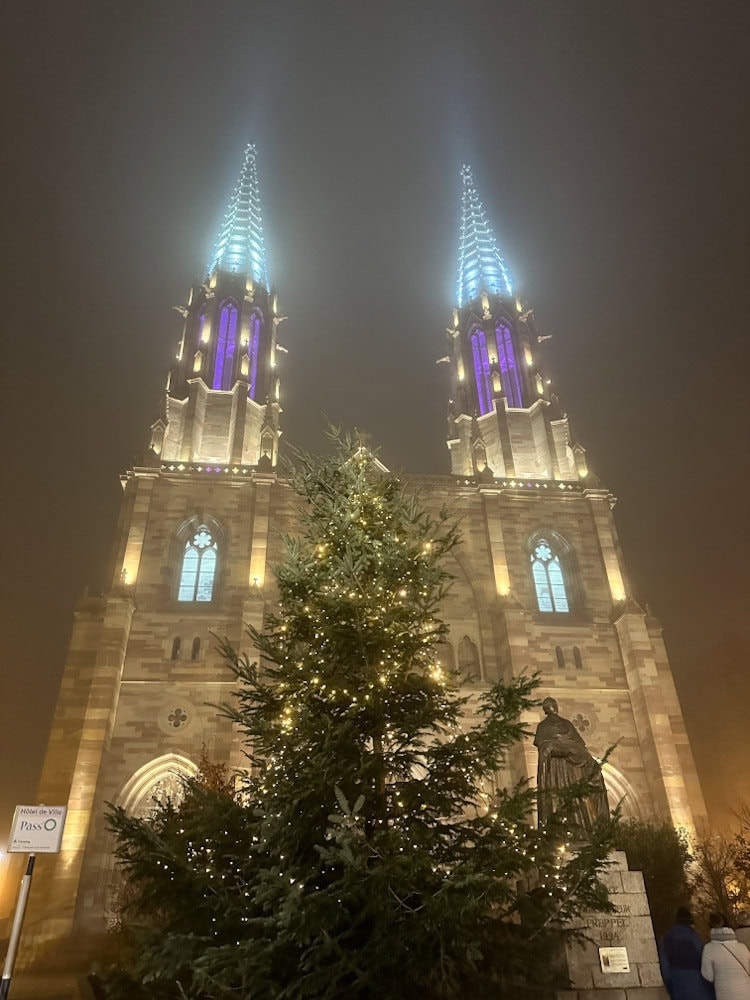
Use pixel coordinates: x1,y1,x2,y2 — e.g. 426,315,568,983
495,321,522,408
178,528,217,602
470,328,492,416
248,311,262,400
197,310,209,345
213,301,239,390
530,539,569,613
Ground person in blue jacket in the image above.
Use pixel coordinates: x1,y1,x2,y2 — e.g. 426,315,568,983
661,907,715,1000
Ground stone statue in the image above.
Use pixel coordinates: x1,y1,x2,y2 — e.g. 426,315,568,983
533,697,609,837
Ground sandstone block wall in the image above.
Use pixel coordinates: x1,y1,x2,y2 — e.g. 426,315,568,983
28,467,705,957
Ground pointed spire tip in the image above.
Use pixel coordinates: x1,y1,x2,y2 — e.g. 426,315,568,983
456,164,512,306
208,143,269,287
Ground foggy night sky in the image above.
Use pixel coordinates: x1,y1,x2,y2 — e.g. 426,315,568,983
2,1,749,841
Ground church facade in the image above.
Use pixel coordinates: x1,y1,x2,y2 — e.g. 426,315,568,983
28,146,706,961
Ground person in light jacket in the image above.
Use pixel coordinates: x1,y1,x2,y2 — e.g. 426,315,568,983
701,912,750,1000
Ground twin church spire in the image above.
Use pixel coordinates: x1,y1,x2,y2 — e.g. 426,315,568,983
148,145,281,470
456,164,513,307
208,143,269,287
448,166,588,483
149,147,586,485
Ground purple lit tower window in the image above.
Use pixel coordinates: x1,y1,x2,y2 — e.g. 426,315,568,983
471,328,492,415
213,301,239,390
248,311,261,400
495,321,522,407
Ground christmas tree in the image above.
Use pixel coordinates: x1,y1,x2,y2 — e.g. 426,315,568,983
104,431,617,999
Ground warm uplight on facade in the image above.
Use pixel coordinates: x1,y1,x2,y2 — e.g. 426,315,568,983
524,346,533,366
193,351,202,372
200,326,210,345
605,561,626,603
457,357,465,382
209,274,217,289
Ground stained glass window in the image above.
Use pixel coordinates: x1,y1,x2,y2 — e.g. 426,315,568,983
213,301,239,390
470,328,492,415
178,528,217,602
198,310,209,344
248,311,261,400
495,321,522,407
530,539,570,613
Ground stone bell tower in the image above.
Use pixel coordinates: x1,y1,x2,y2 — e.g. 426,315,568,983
24,144,290,967
446,165,586,483
435,164,706,843
150,143,283,472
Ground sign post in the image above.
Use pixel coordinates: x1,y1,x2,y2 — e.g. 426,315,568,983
1,805,67,1000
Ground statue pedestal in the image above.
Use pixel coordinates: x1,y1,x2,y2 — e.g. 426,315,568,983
556,852,667,999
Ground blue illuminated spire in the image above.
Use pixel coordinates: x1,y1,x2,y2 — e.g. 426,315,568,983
456,164,512,307
209,144,269,286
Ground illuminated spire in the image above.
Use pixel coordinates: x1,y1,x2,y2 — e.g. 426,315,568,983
456,164,512,307
209,143,269,286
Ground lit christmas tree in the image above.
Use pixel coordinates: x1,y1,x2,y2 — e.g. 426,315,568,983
104,431,617,999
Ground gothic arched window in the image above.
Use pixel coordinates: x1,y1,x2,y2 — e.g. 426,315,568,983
248,310,262,400
530,538,570,613
555,645,565,669
457,635,480,679
191,637,201,661
213,300,239,390
495,321,522,408
470,328,492,416
197,309,209,344
178,527,218,602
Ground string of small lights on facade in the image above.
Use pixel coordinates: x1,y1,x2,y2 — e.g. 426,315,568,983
208,142,269,286
456,163,513,307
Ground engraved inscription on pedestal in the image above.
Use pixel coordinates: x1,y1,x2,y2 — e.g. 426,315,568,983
556,851,668,998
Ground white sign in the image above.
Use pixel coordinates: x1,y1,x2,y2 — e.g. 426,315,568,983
599,946,630,974
8,805,67,853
